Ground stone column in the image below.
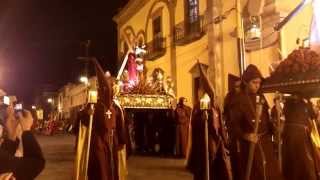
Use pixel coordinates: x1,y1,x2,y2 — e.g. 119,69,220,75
206,0,225,105
169,0,178,93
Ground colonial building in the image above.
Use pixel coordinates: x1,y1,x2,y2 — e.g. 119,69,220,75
113,0,315,106
50,77,97,122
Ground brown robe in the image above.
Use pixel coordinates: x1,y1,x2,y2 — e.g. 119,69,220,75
223,90,241,178
187,103,231,180
88,102,126,180
229,92,283,180
175,104,192,157
282,97,318,180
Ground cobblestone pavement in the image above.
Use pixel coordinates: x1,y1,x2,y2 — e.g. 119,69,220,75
36,134,193,180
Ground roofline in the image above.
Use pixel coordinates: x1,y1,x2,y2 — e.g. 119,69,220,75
113,0,148,26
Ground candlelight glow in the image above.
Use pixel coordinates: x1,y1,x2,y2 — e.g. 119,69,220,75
200,93,211,110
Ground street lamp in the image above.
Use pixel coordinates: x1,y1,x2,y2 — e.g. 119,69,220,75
200,93,210,180
80,76,89,85
246,16,262,41
47,98,53,104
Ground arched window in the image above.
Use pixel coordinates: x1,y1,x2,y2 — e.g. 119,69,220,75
185,0,200,34
186,0,199,24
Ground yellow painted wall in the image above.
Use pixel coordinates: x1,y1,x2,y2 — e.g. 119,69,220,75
174,0,209,105
118,0,173,87
175,35,209,105
247,45,279,78
220,0,241,97
145,2,172,78
119,2,152,39
116,0,316,107
118,0,211,106
175,0,185,23
279,0,313,58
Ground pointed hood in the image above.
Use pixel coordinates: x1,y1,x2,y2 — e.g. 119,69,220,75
228,74,241,92
241,64,264,83
198,62,215,104
91,58,113,108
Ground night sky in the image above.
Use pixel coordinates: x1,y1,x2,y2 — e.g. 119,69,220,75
0,0,128,105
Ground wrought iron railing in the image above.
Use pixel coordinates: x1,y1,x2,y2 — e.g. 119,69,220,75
175,15,206,45
145,37,166,60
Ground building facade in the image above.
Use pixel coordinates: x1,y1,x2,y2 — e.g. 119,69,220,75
38,77,98,122
113,0,315,106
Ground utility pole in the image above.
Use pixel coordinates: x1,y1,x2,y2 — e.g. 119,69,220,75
84,40,91,77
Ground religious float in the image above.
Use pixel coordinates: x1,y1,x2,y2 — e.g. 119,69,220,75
115,46,176,109
114,46,177,155
261,47,320,97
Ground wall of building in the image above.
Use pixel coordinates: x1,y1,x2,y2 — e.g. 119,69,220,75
174,0,209,104
57,77,97,120
278,0,313,58
115,0,315,107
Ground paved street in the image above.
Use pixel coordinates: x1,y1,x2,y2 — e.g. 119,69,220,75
36,134,193,180
37,134,75,180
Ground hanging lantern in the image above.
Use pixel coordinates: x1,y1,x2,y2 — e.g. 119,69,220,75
246,16,262,41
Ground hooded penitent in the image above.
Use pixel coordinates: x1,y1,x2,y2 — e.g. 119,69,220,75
198,63,215,105
228,74,241,92
91,58,113,109
241,64,264,83
187,62,232,180
87,58,126,180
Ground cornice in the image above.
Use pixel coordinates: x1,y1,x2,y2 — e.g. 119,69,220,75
113,0,149,26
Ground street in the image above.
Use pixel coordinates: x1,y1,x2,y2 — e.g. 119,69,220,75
36,134,192,180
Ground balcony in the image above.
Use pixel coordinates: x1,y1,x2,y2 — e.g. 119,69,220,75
175,15,206,45
145,37,166,60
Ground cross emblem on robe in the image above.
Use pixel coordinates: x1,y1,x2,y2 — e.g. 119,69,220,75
106,110,112,119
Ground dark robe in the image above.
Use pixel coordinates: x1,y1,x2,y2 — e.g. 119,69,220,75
187,103,231,180
223,90,241,179
175,104,192,157
160,109,176,155
282,97,318,180
229,92,283,180
87,101,126,180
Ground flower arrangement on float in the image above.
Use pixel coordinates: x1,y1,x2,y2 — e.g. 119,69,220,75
114,45,176,109
262,47,320,96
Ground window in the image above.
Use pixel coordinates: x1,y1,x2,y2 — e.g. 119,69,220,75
152,16,163,50
185,0,200,35
186,0,199,24
153,16,162,39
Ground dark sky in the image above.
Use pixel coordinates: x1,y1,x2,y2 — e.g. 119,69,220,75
0,0,128,105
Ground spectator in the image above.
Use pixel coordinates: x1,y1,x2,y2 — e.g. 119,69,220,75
0,105,45,180
0,172,14,180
